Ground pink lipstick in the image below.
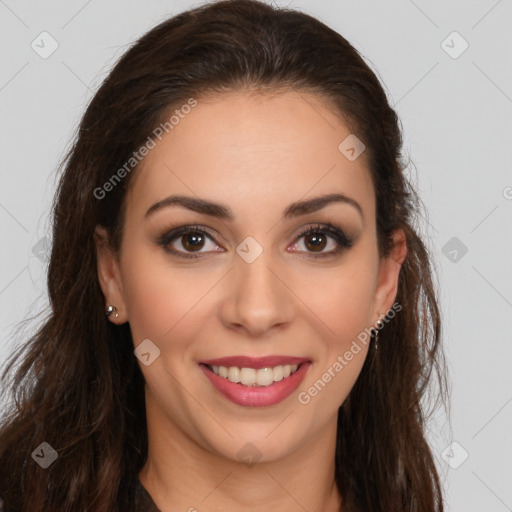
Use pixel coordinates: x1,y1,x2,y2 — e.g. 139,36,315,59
198,355,311,407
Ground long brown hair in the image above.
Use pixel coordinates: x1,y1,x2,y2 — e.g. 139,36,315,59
0,1,448,510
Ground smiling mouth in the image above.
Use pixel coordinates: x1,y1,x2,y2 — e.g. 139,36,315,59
199,359,312,407
203,362,302,387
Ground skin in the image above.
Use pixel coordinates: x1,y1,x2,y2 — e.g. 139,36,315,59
95,89,407,512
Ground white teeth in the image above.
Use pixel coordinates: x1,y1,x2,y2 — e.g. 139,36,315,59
256,367,274,386
273,365,283,381
228,366,240,383
240,367,256,386
209,363,301,386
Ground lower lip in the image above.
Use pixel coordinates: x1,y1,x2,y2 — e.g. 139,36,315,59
199,362,311,407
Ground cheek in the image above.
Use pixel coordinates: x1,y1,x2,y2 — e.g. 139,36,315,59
297,269,374,410
119,245,206,346
299,259,377,344
294,254,377,403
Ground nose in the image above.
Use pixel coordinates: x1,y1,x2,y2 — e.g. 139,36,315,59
219,248,295,338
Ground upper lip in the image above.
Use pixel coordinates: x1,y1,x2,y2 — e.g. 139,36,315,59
199,355,311,369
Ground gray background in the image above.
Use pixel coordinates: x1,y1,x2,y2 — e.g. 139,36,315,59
0,1,511,510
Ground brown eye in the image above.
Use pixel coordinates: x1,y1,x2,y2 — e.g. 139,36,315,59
180,232,206,252
303,232,327,252
158,225,223,259
290,223,354,258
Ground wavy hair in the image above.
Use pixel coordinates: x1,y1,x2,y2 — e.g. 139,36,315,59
0,1,448,510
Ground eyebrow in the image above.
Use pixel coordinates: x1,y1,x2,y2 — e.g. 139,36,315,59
145,192,364,221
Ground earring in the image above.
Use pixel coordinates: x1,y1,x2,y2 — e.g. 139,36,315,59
373,314,384,350
106,305,119,319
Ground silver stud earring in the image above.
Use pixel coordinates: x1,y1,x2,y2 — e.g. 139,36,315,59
106,305,119,319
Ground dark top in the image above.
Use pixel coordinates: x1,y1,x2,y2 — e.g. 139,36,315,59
0,477,160,512
133,477,161,512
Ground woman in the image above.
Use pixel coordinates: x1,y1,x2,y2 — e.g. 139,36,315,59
0,0,448,510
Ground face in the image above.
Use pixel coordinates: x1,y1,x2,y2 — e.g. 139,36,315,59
96,89,406,464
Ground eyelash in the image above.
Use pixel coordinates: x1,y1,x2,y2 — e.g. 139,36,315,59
157,223,354,260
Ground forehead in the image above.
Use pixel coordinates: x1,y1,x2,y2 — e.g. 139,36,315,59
125,90,374,223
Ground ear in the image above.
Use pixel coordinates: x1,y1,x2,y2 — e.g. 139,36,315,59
371,228,407,323
94,225,128,324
